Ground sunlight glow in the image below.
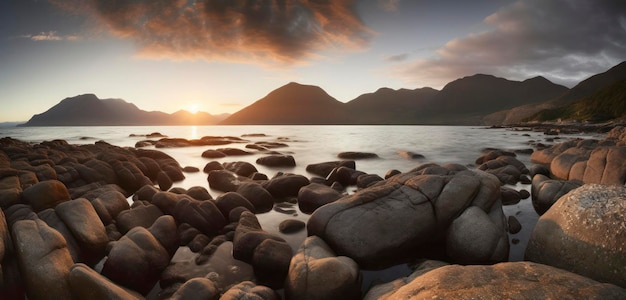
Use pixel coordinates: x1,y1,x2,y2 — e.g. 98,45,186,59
188,103,199,114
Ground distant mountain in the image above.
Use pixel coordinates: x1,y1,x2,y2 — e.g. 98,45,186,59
220,82,349,124
220,75,567,125
484,61,626,125
21,94,222,126
345,87,439,124
0,121,24,128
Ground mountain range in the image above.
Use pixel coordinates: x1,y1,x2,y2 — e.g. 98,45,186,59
19,61,626,126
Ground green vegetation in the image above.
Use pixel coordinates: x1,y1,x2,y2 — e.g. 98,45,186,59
527,79,626,122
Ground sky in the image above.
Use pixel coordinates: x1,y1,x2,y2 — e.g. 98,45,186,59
1,0,625,122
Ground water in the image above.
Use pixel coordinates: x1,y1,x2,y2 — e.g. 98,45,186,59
0,125,603,288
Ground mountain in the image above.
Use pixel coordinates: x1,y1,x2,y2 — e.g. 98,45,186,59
345,87,439,124
220,82,349,124
221,75,566,125
527,79,626,123
21,94,222,126
484,61,626,125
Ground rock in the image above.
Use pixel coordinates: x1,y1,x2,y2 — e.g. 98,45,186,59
364,261,626,299
297,183,342,214
151,191,181,215
38,208,83,262
526,184,626,288
215,192,255,220
157,171,173,191
182,166,199,173
501,186,522,205
530,164,550,177
233,211,286,263
327,166,366,186
384,169,401,179
170,278,219,300
68,263,144,300
216,148,253,156
446,206,509,264
531,174,582,215
356,174,384,189
278,219,306,234
133,185,160,202
90,189,130,225
21,179,70,212
221,281,280,300
173,197,226,236
203,161,224,173
262,174,310,198
102,226,171,295
285,236,361,300
252,238,293,288
508,215,522,234
256,155,296,167
306,161,356,178
223,161,258,177
397,150,425,159
56,198,109,265
186,186,212,200
115,203,164,234
236,183,274,213
207,170,245,193
188,234,211,252
308,167,507,269
12,219,74,300
147,215,179,256
0,175,22,208
550,147,590,180
337,152,378,159
475,150,516,164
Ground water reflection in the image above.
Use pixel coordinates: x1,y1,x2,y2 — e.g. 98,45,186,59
190,126,198,140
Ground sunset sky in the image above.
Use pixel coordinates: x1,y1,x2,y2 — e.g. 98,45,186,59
1,0,625,122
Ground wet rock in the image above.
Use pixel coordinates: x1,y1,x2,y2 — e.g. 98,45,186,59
157,171,173,191
252,238,292,288
208,170,245,193
306,161,356,178
285,236,361,300
69,263,144,300
278,219,305,234
90,189,129,225
256,155,296,167
203,161,224,173
364,261,626,299
262,174,310,198
223,161,258,177
356,173,384,188
221,281,279,300
397,150,425,159
215,192,255,219
501,187,522,205
337,152,378,159
216,148,253,156
384,169,401,179
526,184,626,288
508,215,522,234
115,203,164,234
0,175,22,208
236,183,274,213
21,179,70,212
297,183,342,214
170,278,219,300
182,166,199,173
173,197,226,236
327,166,365,186
186,186,212,200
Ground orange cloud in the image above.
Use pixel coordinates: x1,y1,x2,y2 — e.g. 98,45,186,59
51,0,373,64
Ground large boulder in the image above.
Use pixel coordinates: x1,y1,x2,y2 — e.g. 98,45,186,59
12,219,74,300
90,189,130,225
308,166,507,269
21,179,70,212
223,161,258,177
115,203,164,234
173,198,226,236
531,174,582,215
285,236,361,300
236,183,274,213
256,155,296,167
364,261,626,299
262,174,310,198
221,281,279,300
306,161,355,178
169,277,219,300
55,198,109,265
68,263,144,300
526,184,626,288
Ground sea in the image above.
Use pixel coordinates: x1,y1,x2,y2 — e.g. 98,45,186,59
0,125,605,289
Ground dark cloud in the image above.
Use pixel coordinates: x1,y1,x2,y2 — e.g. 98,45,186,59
51,0,372,63
397,0,626,88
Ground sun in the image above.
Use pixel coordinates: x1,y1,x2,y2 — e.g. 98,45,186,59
188,103,199,114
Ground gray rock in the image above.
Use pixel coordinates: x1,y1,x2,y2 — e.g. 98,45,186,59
297,183,342,214
256,155,296,167
56,198,109,265
531,174,582,215
526,184,626,288
236,183,274,213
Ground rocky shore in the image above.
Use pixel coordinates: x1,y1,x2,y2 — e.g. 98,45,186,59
0,126,625,299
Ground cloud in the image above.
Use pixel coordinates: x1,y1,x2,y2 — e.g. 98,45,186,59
51,0,373,64
379,0,400,12
21,31,78,41
396,0,626,88
383,53,409,62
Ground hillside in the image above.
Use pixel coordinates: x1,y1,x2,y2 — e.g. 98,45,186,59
21,94,221,126
527,79,626,123
220,82,350,125
345,87,439,124
484,61,626,125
